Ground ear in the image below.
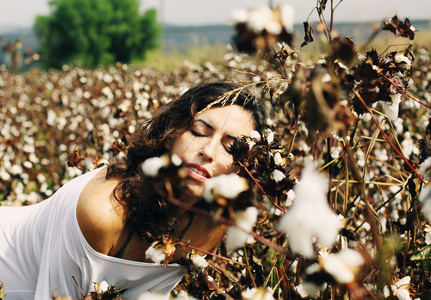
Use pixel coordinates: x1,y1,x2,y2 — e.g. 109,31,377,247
164,138,172,150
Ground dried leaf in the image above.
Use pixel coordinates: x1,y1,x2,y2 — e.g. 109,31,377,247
67,149,87,168
301,21,314,47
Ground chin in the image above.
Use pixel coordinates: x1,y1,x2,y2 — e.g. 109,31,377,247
183,180,204,203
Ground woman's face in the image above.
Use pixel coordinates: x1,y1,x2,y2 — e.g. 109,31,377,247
170,105,255,203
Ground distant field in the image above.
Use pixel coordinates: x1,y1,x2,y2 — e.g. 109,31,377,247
1,19,430,68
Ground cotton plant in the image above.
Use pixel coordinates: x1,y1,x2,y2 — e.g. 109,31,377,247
277,161,341,258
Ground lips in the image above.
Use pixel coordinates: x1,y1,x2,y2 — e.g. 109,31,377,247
186,164,210,182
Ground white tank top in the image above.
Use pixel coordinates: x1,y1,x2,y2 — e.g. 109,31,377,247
0,167,184,300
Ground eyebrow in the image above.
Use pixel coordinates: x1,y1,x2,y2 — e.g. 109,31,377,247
195,119,238,141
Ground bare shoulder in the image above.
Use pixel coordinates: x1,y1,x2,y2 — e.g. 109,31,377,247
76,167,126,254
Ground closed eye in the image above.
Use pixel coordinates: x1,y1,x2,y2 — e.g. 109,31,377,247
190,129,206,137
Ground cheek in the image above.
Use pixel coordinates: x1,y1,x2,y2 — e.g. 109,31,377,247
170,141,186,158
171,135,201,159
218,159,238,175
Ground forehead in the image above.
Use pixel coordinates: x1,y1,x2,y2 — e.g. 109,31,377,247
195,105,254,136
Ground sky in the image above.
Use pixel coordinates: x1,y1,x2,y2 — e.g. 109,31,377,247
1,0,431,29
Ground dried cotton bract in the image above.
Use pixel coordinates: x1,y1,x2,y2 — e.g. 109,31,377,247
225,206,258,253
203,174,249,203
277,162,340,258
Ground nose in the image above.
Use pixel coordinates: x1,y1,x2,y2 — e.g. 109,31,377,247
200,139,217,162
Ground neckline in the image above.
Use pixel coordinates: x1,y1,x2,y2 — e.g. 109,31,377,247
73,167,181,267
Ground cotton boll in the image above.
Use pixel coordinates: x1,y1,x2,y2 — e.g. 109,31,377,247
191,254,208,269
242,287,274,300
265,21,282,35
247,6,273,34
95,280,109,293
145,242,166,264
230,9,249,24
280,4,295,33
383,276,412,300
395,289,411,300
10,165,23,175
0,168,11,181
331,146,342,159
274,152,283,165
297,280,326,299
225,207,258,253
141,156,167,177
176,290,197,300
26,192,39,204
286,189,295,206
419,184,431,222
402,133,414,157
381,94,401,121
265,129,275,144
249,130,261,141
171,154,182,166
295,284,309,298
203,174,249,203
395,53,412,69
272,169,286,182
419,156,431,182
277,161,340,258
320,249,364,283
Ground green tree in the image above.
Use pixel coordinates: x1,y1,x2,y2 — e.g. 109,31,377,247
33,0,161,68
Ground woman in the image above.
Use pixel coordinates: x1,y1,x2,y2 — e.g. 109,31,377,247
0,82,267,299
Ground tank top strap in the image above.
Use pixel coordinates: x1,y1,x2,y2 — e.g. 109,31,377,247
178,211,195,242
113,229,135,259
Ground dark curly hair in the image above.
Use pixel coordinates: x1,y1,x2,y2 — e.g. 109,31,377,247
106,82,268,242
